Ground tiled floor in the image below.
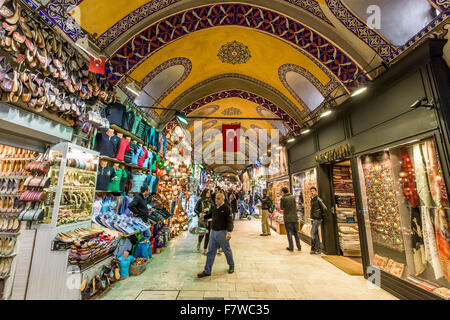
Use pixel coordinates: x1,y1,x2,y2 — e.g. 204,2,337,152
101,218,397,300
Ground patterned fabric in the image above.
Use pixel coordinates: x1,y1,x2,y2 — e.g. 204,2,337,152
413,144,434,207
131,115,142,135
434,208,450,280
137,121,146,140
400,147,419,208
105,3,366,87
421,207,444,280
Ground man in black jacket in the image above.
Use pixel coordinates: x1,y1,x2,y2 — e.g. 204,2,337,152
128,185,150,223
310,187,327,254
197,192,235,277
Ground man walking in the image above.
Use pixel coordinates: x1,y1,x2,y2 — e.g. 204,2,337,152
258,189,272,236
310,187,327,254
197,192,235,277
280,187,301,251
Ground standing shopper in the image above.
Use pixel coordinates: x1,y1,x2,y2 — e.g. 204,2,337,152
197,192,235,277
280,187,301,251
194,189,213,254
310,187,327,254
230,193,238,220
258,189,273,236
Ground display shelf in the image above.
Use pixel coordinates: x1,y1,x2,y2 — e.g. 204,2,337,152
335,193,355,196
0,232,20,236
55,167,97,175
100,156,150,172
0,253,17,258
0,274,10,280
336,207,356,211
95,190,122,194
55,220,92,234
74,252,114,272
110,124,157,153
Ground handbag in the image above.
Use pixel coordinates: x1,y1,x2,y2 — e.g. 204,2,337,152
26,147,50,174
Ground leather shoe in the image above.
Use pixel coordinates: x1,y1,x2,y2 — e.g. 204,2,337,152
228,266,234,274
286,247,294,252
197,271,211,278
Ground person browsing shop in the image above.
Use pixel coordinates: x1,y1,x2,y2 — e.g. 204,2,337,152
258,189,273,236
310,187,327,254
280,187,302,252
128,185,150,223
194,189,213,254
197,192,235,278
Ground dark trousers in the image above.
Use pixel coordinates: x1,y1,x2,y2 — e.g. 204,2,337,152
311,219,322,252
204,230,234,274
285,222,301,250
198,232,210,250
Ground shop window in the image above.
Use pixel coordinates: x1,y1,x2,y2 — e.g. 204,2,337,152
357,138,450,298
292,168,319,238
342,0,438,46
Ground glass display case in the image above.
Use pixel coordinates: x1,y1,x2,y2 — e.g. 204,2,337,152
292,168,318,238
357,138,449,299
40,143,99,233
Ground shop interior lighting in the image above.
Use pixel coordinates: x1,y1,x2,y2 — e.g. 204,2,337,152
287,137,296,143
320,109,333,118
351,85,368,97
75,42,98,59
126,83,141,96
301,128,311,135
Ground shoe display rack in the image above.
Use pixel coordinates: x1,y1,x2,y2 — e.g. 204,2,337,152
24,142,101,300
0,143,41,300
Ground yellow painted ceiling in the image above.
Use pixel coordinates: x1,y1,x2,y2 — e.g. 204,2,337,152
72,0,326,38
186,97,276,134
73,0,152,37
129,27,332,115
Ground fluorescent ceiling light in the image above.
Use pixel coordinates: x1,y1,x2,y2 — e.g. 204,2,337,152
320,110,332,118
287,137,296,143
276,146,283,150
126,85,141,96
301,128,311,135
75,42,98,59
351,86,368,97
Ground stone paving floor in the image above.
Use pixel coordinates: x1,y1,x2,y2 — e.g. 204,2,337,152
101,218,397,300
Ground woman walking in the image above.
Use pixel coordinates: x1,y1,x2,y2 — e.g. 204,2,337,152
195,189,213,254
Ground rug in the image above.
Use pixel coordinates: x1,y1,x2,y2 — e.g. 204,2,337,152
322,256,364,276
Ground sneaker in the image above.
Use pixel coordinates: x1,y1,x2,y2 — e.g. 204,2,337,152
197,271,211,278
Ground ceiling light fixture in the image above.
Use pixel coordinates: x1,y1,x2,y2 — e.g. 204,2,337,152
351,85,368,97
126,82,141,96
75,42,98,59
175,111,189,125
320,109,332,118
301,128,311,135
287,137,296,143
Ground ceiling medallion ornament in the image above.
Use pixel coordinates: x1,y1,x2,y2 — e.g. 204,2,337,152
217,41,251,64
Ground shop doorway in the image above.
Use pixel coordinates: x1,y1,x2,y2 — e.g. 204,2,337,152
326,160,364,274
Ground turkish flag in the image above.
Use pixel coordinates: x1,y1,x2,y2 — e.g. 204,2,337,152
89,56,106,74
222,124,240,153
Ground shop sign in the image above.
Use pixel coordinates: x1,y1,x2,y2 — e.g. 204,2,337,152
315,144,351,163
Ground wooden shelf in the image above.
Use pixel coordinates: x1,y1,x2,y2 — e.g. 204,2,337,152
335,193,355,197
100,156,150,172
110,124,158,153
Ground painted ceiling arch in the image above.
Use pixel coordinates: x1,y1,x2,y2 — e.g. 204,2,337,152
105,3,366,88
279,64,339,117
127,26,337,119
130,57,192,108
163,91,299,136
26,0,448,68
158,73,306,130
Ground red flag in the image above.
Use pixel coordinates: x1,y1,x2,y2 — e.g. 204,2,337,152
89,56,106,74
222,124,240,152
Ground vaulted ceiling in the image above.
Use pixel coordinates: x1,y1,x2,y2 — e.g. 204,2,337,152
27,0,449,172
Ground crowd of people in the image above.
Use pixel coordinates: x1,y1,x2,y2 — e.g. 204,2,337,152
193,184,328,278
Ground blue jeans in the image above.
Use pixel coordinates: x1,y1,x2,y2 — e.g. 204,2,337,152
285,222,301,250
311,219,322,252
204,230,234,274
